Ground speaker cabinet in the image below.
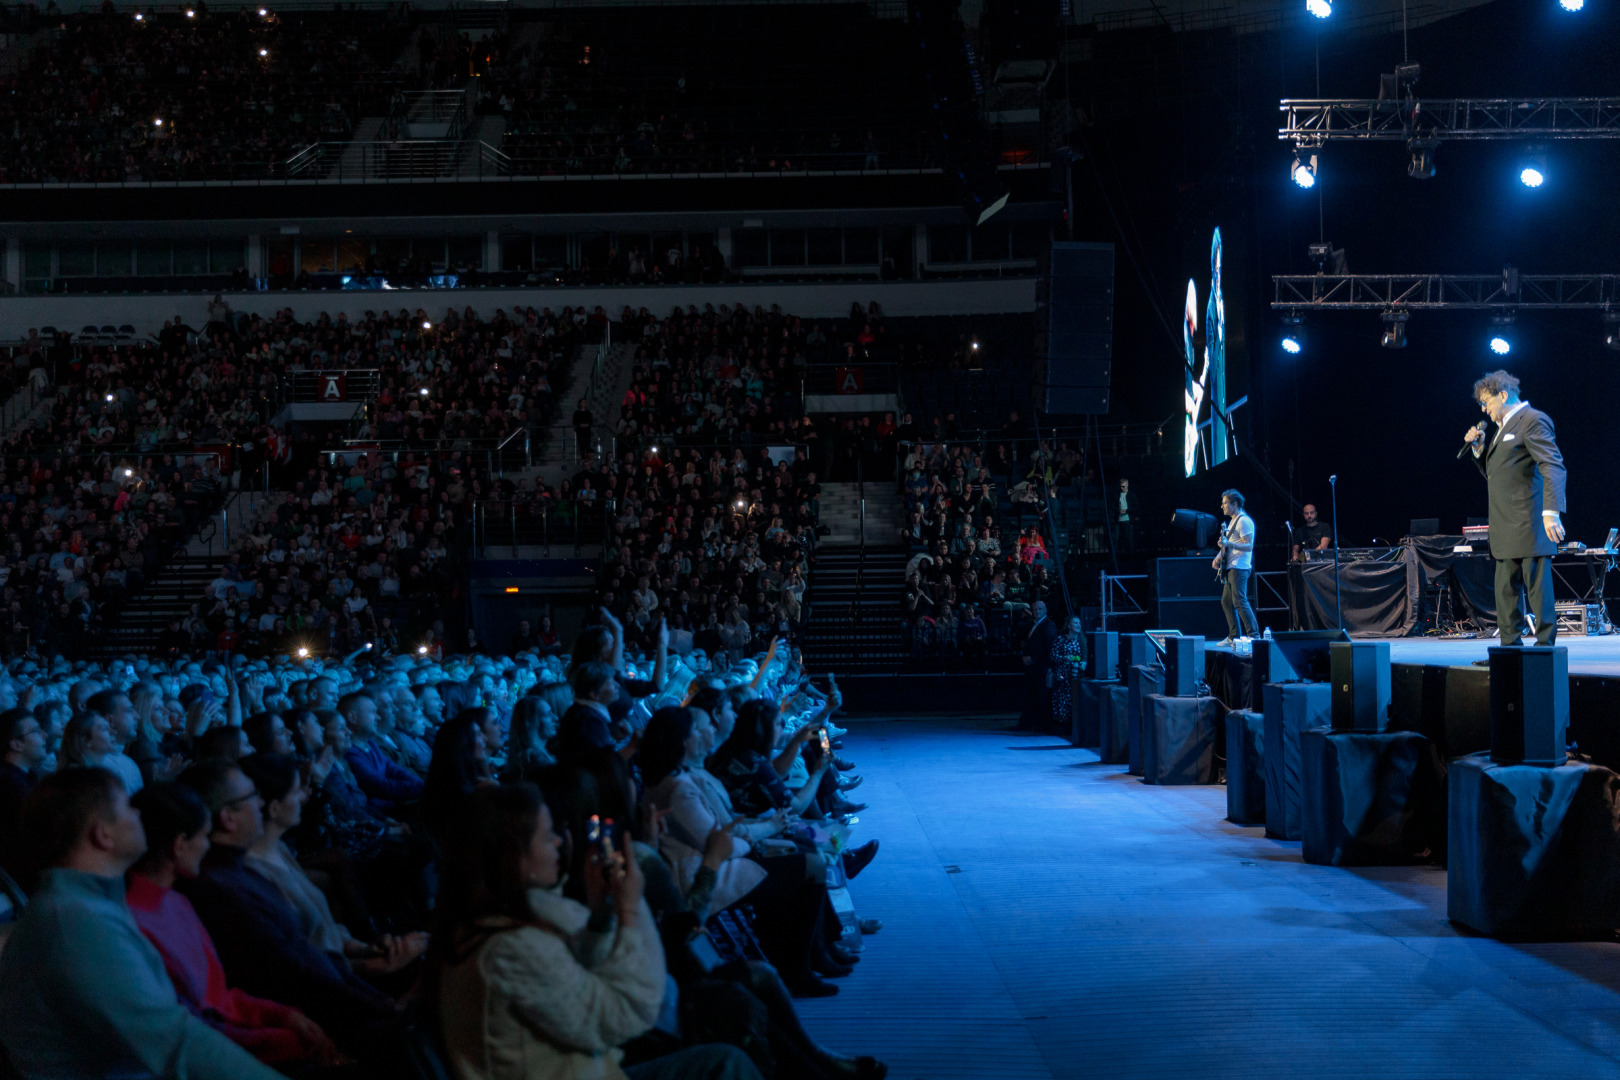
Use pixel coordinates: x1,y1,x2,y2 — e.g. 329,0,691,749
1329,641,1391,733
1163,635,1205,698
1045,241,1115,415
1488,645,1569,767
1087,630,1119,680
1120,633,1156,674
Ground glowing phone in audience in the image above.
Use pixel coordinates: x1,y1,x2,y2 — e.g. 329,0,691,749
819,728,832,755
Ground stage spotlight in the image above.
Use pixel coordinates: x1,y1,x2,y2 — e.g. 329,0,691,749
1518,146,1547,188
1380,310,1409,349
1306,0,1331,16
1489,312,1515,355
1603,312,1620,351
1407,138,1438,180
1280,313,1305,354
259,48,269,57
1560,0,1584,10
1291,151,1317,189
1489,336,1511,355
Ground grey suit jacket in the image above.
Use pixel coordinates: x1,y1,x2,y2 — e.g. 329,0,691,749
1473,403,1567,559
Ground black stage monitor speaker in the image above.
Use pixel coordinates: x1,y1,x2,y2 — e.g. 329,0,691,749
1255,628,1351,684
1488,645,1569,767
1121,632,1156,674
1087,630,1119,681
1409,518,1439,536
1329,641,1391,732
1046,241,1114,415
1164,635,1205,698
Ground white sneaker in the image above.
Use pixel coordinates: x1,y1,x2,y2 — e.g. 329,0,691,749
1217,637,1235,647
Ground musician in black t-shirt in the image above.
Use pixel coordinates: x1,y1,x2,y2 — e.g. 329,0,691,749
1293,503,1334,561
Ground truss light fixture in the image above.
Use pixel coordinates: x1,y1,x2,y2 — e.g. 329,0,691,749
1519,146,1548,188
1407,138,1438,180
1488,313,1515,355
1380,310,1409,349
1280,313,1305,354
1560,0,1584,11
1291,150,1318,189
1604,312,1620,351
1306,0,1331,17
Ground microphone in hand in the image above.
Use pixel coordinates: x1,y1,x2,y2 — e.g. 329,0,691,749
1457,424,1486,459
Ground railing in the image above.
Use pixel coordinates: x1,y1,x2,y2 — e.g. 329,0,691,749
1098,570,1151,632
287,369,382,403
804,361,900,396
473,499,611,557
398,88,473,141
328,428,532,477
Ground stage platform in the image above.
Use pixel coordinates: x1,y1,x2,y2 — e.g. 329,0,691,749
1200,633,1620,766
798,717,1620,1079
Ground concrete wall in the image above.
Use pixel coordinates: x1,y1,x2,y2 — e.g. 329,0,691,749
0,277,1036,339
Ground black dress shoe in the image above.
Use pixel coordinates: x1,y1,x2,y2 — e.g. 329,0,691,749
831,799,868,816
837,775,864,792
828,942,861,965
812,951,854,978
787,973,841,998
841,840,879,879
833,757,857,771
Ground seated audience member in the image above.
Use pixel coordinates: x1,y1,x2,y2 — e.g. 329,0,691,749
0,708,46,887
126,781,344,1069
502,693,559,783
175,759,398,1046
0,767,284,1080
432,782,764,1080
341,691,424,816
239,753,427,979
422,709,496,844
641,707,844,997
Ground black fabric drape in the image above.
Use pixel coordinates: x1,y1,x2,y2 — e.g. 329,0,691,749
1448,753,1620,939
1289,557,1417,637
1301,729,1444,867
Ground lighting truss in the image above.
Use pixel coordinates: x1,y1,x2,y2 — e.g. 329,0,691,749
1271,273,1620,310
1280,98,1620,148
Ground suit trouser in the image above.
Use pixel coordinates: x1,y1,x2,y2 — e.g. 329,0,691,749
1222,568,1258,638
1495,555,1556,645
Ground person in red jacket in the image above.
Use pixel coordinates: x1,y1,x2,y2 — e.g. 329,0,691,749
126,782,344,1069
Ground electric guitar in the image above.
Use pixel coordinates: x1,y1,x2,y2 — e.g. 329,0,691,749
1215,519,1230,583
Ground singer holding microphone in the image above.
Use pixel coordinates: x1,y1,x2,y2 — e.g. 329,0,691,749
1462,370,1567,646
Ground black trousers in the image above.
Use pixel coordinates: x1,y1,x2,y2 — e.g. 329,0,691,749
1494,555,1556,646
1221,568,1258,638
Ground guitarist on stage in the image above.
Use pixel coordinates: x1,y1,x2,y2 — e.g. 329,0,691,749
1213,489,1259,646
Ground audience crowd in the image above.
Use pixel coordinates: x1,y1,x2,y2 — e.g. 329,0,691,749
0,618,887,1078
0,7,416,184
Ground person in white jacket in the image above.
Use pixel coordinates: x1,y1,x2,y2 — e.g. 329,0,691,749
433,782,762,1080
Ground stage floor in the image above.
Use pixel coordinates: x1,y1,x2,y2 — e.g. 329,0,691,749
1207,634,1620,678
800,717,1620,1080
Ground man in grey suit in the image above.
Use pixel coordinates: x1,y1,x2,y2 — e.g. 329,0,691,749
1463,370,1567,645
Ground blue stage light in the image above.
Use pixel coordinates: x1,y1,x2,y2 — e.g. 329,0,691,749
1560,0,1584,11
1489,336,1512,355
1291,152,1317,188
1281,336,1302,354
1306,0,1332,17
1519,165,1545,188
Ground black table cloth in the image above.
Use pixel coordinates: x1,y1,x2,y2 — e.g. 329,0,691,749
1447,753,1620,939
1226,708,1266,825
1262,682,1330,840
1100,684,1131,765
1126,664,1163,778
1142,695,1223,786
1300,728,1443,866
1073,677,1118,750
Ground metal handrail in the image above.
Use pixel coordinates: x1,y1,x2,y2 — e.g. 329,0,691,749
1098,570,1151,632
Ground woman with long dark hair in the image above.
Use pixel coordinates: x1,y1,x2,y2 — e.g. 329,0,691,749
429,783,762,1080
422,708,495,844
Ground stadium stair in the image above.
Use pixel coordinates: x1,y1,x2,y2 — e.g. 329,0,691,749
800,545,908,674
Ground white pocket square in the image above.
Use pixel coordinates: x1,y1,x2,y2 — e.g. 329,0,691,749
1502,433,1517,442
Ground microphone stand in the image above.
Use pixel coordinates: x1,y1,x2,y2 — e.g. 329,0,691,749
1329,474,1343,632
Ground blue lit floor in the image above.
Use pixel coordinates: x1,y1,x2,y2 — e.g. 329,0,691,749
798,718,1620,1080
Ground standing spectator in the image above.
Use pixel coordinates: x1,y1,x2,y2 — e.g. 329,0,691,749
574,400,595,459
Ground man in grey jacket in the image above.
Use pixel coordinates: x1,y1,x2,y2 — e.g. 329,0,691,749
1464,369,1568,646
0,767,283,1080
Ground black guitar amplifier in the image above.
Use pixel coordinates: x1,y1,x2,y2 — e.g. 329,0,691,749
1554,602,1610,636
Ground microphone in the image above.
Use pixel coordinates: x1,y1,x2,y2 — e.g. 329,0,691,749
1457,427,1484,459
